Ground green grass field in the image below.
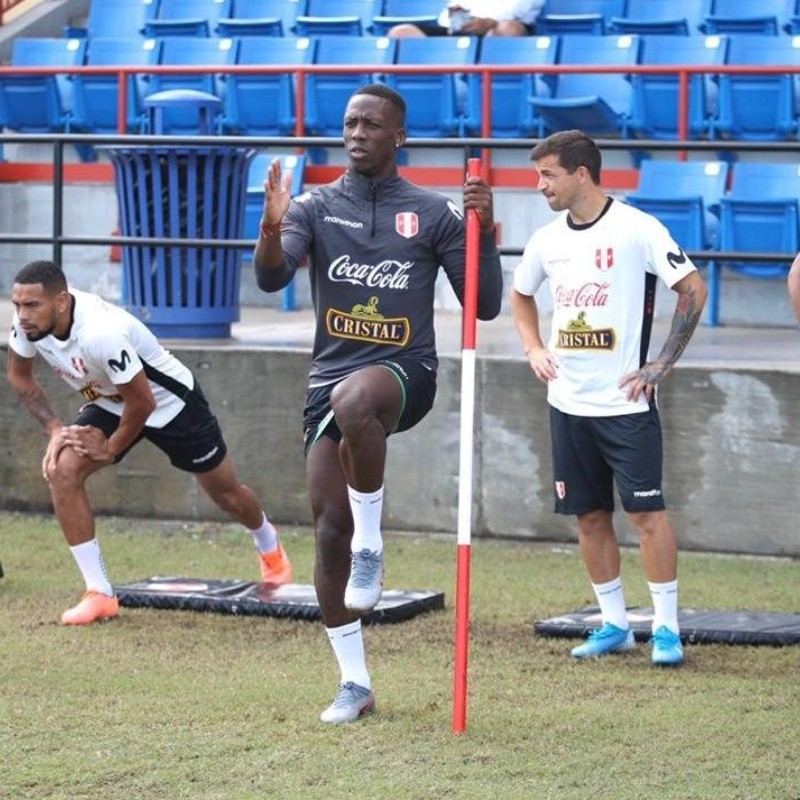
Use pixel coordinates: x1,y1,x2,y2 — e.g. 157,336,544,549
1,511,798,800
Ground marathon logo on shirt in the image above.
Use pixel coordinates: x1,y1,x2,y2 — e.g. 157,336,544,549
557,311,615,350
324,215,364,230
326,297,410,346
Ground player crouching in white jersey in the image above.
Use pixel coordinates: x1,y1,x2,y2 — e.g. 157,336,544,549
511,130,707,667
7,260,292,625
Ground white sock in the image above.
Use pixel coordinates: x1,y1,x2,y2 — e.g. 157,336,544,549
348,485,384,554
68,538,114,596
250,512,279,554
592,577,628,630
325,619,371,689
648,579,679,634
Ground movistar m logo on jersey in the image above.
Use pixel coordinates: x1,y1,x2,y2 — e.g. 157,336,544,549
107,349,132,372
666,249,687,269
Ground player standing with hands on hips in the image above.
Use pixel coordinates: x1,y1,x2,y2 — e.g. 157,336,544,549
253,84,503,723
7,260,293,625
510,131,707,666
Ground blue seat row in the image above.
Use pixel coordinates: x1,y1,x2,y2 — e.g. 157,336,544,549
526,34,800,142
626,160,800,325
538,0,800,37
65,0,444,40
4,33,800,143
64,0,800,40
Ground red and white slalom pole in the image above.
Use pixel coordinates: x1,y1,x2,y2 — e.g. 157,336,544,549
453,157,482,734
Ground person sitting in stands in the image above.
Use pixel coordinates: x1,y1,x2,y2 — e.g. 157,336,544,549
388,0,544,38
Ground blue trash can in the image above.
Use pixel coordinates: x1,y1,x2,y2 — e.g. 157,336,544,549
102,90,255,338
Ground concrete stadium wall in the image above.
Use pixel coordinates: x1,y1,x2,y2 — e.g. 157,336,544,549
2,343,798,558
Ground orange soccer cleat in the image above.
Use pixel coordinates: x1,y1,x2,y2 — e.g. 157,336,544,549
60,590,120,626
258,543,293,585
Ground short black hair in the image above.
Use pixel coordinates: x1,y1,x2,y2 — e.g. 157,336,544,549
530,130,602,184
14,260,68,295
352,82,407,126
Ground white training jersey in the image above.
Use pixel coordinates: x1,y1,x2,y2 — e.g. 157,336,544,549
9,289,194,429
437,0,543,26
513,198,697,417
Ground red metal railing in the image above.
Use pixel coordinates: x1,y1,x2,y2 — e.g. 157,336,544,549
1,61,797,145
1,61,799,179
0,0,28,26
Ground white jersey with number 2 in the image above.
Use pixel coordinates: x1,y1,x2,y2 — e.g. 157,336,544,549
513,198,697,417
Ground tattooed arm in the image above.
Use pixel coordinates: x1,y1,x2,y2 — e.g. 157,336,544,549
7,349,68,480
7,349,62,434
619,271,708,402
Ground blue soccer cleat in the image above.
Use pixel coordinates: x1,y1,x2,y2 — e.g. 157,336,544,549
571,622,636,659
650,625,685,666
344,549,384,612
320,682,375,724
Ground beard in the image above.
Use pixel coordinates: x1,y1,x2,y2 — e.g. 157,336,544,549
23,321,56,341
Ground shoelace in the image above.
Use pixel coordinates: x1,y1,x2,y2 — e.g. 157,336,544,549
332,682,369,708
349,550,382,589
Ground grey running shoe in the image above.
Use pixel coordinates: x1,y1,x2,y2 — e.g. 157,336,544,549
319,682,375,724
344,549,384,612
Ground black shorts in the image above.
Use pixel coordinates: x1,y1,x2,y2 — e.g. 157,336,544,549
549,405,666,515
303,358,437,454
73,380,227,473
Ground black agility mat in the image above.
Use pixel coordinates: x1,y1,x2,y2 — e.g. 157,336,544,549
115,577,444,624
534,606,800,646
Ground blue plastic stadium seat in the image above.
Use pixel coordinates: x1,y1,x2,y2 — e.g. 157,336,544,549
306,35,396,137
371,0,441,35
387,36,479,137
464,36,559,138
706,162,800,325
216,0,298,36
702,0,795,35
537,0,625,35
629,35,727,141
625,160,729,251
609,0,712,35
716,35,800,141
72,37,158,133
0,38,86,133
787,9,800,34
147,37,236,133
65,0,156,38
144,0,232,37
719,164,800,275
294,0,377,36
529,34,639,138
221,36,314,135
243,152,308,310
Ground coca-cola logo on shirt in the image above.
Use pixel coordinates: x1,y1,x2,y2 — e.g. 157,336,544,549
328,255,411,289
554,281,610,308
